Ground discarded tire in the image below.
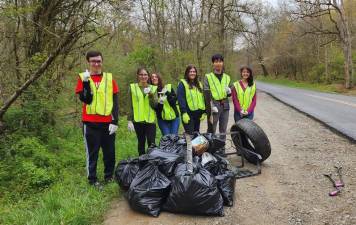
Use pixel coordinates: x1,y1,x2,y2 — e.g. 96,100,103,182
230,119,271,164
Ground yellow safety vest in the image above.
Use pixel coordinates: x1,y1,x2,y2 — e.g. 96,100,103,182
130,83,157,123
79,72,113,116
180,79,205,111
206,73,231,100
161,84,177,120
233,81,256,111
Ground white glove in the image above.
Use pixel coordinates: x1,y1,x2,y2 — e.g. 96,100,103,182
143,87,151,94
108,124,118,135
127,121,135,132
241,110,248,116
83,69,90,82
158,95,167,104
161,87,168,94
212,106,219,114
225,86,231,95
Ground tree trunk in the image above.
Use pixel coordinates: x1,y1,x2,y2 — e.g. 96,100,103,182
260,63,269,76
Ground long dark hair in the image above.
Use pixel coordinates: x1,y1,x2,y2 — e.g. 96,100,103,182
240,66,254,87
184,65,202,92
151,72,164,91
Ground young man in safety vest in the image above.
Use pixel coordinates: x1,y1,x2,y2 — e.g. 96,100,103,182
204,54,231,143
75,51,119,187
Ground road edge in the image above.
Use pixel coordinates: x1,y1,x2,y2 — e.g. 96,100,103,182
258,90,356,143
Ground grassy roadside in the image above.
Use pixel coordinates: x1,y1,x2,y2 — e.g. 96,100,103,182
0,119,140,225
256,76,356,96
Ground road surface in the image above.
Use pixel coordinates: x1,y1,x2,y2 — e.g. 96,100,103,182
257,81,356,141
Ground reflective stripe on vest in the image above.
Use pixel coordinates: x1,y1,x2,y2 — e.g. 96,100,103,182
79,72,113,116
206,73,231,100
130,83,157,123
161,84,177,120
180,79,205,111
233,81,256,111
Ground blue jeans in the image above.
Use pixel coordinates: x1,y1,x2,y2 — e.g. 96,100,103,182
234,111,254,122
157,117,180,136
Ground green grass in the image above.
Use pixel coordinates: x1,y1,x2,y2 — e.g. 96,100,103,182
257,76,356,95
0,118,143,225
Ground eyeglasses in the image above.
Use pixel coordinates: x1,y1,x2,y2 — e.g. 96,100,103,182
89,60,102,64
138,73,148,76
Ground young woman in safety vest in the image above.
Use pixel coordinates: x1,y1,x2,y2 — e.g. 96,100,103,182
231,66,256,122
150,73,180,135
177,65,206,134
127,68,158,155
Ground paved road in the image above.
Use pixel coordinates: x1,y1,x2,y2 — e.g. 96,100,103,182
257,81,356,141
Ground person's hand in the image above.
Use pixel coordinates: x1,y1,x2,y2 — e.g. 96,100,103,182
161,87,168,94
127,121,135,132
200,113,207,121
225,86,231,95
83,69,90,82
143,87,151,94
182,113,190,124
108,124,118,135
241,110,248,116
212,106,219,114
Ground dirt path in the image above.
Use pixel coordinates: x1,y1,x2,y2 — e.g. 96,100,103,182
104,91,356,225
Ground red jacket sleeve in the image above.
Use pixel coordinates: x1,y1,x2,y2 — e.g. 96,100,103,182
113,80,119,94
231,87,241,112
247,93,257,114
75,77,83,93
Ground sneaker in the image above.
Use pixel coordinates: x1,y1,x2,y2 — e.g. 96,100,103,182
89,181,103,190
104,177,114,184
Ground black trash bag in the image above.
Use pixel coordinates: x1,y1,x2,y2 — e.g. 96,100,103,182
139,148,184,177
127,162,171,217
163,163,224,216
203,133,226,154
114,158,140,190
216,171,236,207
159,135,186,154
204,154,229,176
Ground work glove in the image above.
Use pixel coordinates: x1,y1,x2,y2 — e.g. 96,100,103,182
83,69,90,82
225,86,231,95
127,121,135,132
182,113,190,124
143,87,151,94
158,95,167,104
212,106,219,114
200,113,207,121
108,124,118,135
161,87,168,94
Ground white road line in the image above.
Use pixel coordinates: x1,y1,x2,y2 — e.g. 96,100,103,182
305,94,356,108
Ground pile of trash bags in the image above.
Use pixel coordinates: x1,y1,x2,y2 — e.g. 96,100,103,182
114,134,236,217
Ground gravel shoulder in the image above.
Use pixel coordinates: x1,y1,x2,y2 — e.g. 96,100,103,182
104,91,356,225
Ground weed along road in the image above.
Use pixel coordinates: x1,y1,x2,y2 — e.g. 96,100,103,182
257,81,356,141
104,91,356,225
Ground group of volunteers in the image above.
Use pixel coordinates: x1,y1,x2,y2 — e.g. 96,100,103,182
76,50,256,186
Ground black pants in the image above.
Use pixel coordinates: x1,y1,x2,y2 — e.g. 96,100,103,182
183,110,203,134
133,122,156,155
83,123,116,183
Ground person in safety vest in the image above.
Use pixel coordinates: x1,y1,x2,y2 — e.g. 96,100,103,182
150,72,180,135
231,66,256,122
177,65,206,134
204,54,231,141
75,50,119,187
127,68,157,155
